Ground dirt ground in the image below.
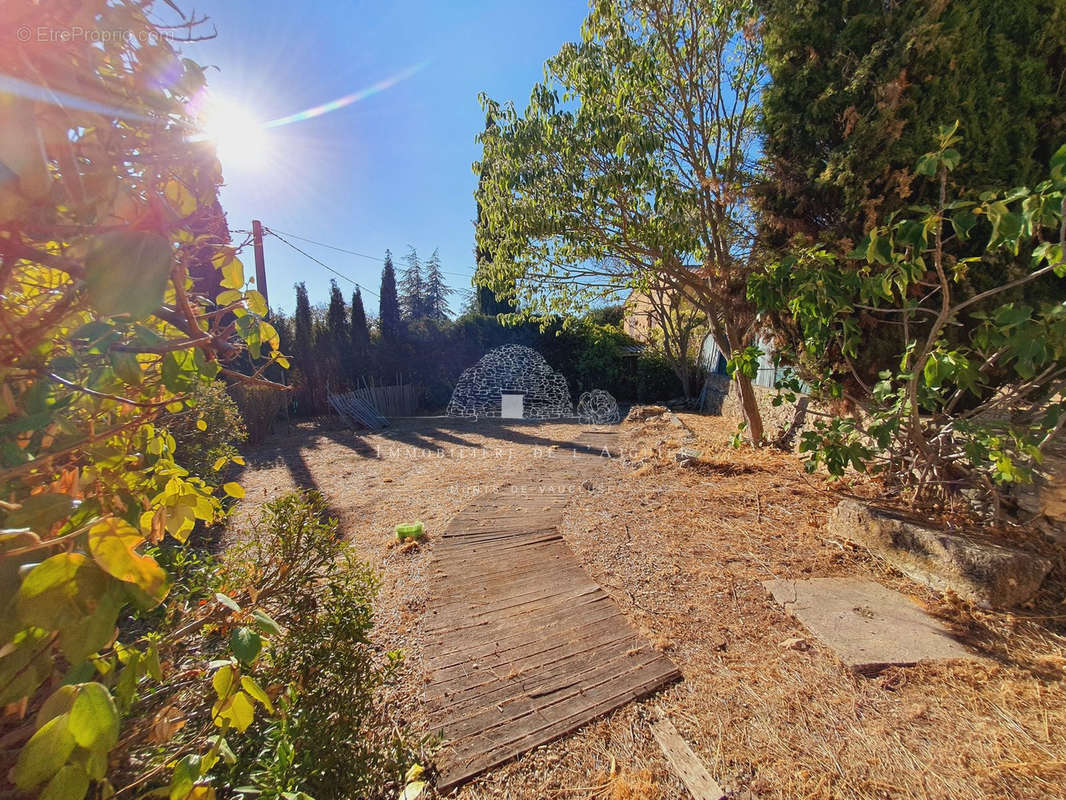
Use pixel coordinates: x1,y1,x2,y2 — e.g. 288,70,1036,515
234,414,1066,800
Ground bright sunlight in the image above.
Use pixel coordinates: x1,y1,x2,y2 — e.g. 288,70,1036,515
198,97,270,171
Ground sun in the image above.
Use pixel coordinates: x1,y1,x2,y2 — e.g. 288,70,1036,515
199,98,270,172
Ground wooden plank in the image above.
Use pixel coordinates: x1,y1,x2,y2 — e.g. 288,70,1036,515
425,430,679,793
650,717,725,800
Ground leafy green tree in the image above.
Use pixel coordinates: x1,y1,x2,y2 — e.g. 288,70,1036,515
476,0,768,440
750,130,1066,513
379,250,403,344
423,248,454,321
0,2,289,795
757,0,1066,389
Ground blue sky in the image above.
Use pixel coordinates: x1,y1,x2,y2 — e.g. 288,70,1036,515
184,0,589,315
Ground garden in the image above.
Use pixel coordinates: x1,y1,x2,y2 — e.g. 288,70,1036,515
2,1,1065,799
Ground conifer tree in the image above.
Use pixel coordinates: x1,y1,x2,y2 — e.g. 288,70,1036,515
293,282,314,368
399,246,425,320
423,248,453,321
378,250,402,343
326,280,349,354
350,287,370,363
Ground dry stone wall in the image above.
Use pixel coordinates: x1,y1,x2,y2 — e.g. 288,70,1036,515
447,344,574,419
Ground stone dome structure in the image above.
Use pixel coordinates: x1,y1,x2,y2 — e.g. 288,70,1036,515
447,344,573,418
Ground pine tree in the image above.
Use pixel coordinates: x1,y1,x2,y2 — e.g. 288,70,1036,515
422,248,453,321
399,246,425,320
378,250,402,343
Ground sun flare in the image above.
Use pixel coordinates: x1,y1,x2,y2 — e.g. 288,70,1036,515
199,98,270,171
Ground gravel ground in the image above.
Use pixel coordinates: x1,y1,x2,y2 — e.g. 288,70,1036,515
234,414,1066,800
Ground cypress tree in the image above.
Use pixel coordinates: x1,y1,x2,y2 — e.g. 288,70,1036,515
758,0,1066,247
422,248,453,321
378,250,402,343
293,282,314,368
350,288,370,354
399,246,425,320
325,280,349,358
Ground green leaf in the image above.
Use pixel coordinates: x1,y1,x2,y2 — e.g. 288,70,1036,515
88,518,169,604
69,682,119,751
110,350,142,386
1050,143,1066,187
4,493,75,532
169,755,201,800
215,592,241,612
0,627,53,705
13,713,76,790
84,232,173,320
16,553,124,662
915,153,938,177
240,675,275,713
230,627,262,663
251,609,282,636
39,764,89,800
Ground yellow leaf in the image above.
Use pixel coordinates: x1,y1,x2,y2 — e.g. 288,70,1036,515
215,289,242,306
88,519,169,604
222,483,244,499
212,456,228,471
220,258,245,290
196,419,207,432
246,290,269,317
231,456,245,466
213,690,254,732
399,781,427,800
240,676,274,714
164,180,198,216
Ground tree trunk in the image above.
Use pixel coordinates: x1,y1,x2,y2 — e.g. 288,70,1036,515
734,372,764,444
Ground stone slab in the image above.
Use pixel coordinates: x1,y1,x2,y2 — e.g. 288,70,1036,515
828,499,1052,608
763,577,980,675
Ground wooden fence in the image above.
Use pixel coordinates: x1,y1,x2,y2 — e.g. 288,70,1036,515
352,381,420,417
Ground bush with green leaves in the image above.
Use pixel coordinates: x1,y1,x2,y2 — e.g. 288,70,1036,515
165,380,249,480
0,3,289,797
217,491,425,800
750,127,1066,513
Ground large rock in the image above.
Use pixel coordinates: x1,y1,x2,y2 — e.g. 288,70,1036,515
828,499,1052,608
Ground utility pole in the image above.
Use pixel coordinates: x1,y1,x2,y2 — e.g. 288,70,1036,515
251,219,269,308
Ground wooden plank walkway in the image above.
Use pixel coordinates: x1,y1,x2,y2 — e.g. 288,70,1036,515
424,431,681,792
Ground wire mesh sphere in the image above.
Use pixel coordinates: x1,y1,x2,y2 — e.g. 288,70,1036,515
576,390,620,425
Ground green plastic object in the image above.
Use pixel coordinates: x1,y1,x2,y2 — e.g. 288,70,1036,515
395,521,424,541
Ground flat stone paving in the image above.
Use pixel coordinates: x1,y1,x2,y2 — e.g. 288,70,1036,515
423,431,681,792
763,577,981,675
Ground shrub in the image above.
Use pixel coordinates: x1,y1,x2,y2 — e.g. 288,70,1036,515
232,384,288,444
750,129,1066,514
218,492,425,799
165,380,248,479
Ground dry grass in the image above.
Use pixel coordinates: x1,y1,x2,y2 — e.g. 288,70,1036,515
233,414,1066,800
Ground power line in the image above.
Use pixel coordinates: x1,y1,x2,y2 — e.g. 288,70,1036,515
264,228,380,299
265,226,473,280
